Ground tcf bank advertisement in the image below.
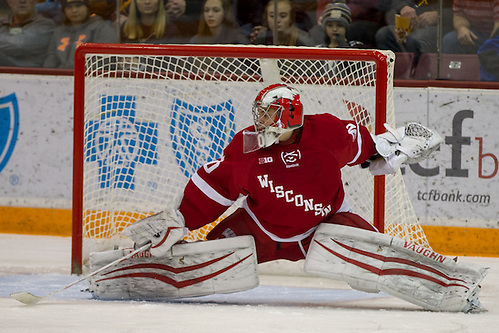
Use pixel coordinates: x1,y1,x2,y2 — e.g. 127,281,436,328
396,88,498,228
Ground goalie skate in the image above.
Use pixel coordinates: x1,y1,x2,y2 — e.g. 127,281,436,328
88,236,259,300
304,224,488,312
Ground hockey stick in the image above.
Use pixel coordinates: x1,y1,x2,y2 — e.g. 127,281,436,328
10,242,152,305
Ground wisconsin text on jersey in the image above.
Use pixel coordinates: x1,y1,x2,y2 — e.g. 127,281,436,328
256,174,332,217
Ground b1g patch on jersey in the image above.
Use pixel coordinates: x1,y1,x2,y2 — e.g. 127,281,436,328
259,156,273,165
281,149,301,168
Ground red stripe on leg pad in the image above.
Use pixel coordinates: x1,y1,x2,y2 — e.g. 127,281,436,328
104,252,234,275
96,253,253,289
315,239,469,290
329,238,467,285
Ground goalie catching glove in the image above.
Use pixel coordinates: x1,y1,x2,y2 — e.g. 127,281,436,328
121,208,187,257
369,122,443,175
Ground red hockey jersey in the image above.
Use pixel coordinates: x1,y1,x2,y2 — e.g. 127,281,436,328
179,113,377,241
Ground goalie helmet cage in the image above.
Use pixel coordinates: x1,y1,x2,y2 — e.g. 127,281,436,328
72,43,430,274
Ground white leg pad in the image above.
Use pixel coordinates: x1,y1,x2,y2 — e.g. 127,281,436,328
88,236,259,300
304,224,488,312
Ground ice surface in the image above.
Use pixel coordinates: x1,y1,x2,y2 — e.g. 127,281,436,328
1,234,498,333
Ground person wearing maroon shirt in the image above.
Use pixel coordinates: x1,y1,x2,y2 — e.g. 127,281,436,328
179,83,378,263
123,82,444,260
119,83,488,313
124,82,438,262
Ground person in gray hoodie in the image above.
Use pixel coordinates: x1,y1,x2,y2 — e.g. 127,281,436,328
44,0,118,69
0,0,56,67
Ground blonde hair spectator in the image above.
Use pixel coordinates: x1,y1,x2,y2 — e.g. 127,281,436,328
123,0,179,43
253,0,314,46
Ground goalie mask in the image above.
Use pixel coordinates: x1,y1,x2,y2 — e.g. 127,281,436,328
243,84,304,153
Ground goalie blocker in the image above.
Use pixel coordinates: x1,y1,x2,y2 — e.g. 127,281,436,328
304,224,488,313
88,236,259,300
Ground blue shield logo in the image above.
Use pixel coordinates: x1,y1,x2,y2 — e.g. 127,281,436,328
86,95,158,189
170,99,236,178
0,93,20,173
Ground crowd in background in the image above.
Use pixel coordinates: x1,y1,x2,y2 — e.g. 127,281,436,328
0,0,497,81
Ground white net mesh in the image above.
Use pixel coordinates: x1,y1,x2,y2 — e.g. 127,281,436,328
75,45,430,271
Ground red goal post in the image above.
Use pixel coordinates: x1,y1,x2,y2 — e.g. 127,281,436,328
72,44,429,274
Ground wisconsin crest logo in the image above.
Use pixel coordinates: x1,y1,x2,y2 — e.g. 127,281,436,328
281,149,301,168
0,93,19,173
170,98,236,178
85,95,158,189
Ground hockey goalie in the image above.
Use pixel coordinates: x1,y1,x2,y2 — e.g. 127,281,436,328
89,83,487,312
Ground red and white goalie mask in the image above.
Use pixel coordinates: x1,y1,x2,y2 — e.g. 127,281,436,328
243,84,304,153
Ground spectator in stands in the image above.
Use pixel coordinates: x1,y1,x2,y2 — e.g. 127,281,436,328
318,3,365,78
0,0,56,67
442,0,499,54
312,0,388,47
375,0,453,65
478,29,499,81
121,0,180,43
252,0,315,46
189,0,249,44
317,1,363,48
44,0,118,69
246,0,318,37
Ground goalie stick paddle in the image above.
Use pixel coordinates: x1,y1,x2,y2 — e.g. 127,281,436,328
10,242,152,305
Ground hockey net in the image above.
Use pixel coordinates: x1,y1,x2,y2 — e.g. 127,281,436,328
72,44,430,274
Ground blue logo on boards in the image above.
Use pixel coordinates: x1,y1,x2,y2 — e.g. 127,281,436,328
85,95,158,189
0,93,19,173
170,98,236,178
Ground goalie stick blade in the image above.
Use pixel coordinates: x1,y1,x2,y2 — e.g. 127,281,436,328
10,243,152,305
10,291,44,305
